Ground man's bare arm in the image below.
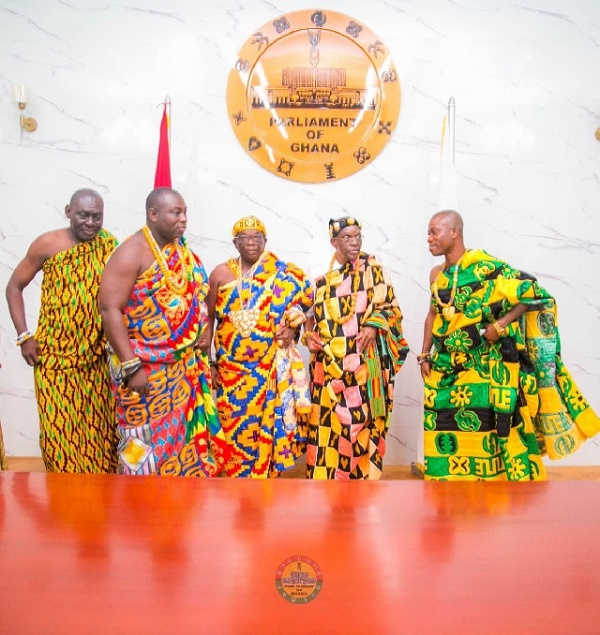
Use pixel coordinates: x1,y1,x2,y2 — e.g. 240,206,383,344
98,238,143,363
419,265,442,380
5,233,63,365
206,263,233,387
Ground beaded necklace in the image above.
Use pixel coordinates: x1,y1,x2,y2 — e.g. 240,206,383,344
324,254,361,325
228,251,266,337
142,225,190,295
431,251,466,320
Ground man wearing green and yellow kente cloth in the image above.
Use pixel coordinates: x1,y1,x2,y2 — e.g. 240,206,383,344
6,189,118,473
207,216,313,478
420,211,600,481
304,217,410,480
99,188,229,476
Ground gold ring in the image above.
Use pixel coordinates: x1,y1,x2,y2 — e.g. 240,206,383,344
131,390,140,397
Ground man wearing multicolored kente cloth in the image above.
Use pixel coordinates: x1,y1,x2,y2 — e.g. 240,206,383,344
304,217,410,479
99,188,229,476
419,210,600,481
207,216,313,478
6,188,118,472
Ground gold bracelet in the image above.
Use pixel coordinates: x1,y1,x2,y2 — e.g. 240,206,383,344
417,353,431,365
301,332,314,346
492,321,506,336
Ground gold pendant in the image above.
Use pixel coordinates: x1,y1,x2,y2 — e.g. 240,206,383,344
442,306,455,321
230,308,260,337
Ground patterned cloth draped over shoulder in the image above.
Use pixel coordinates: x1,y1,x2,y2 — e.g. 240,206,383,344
35,229,118,473
114,236,228,476
423,248,600,481
214,251,313,477
308,253,409,480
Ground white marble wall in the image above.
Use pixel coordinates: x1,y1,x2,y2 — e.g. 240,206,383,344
1,0,599,466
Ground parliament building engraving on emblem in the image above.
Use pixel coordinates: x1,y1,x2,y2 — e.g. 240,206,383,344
227,9,401,183
275,555,323,604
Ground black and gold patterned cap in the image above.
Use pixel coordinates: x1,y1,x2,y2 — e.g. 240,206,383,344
329,216,362,238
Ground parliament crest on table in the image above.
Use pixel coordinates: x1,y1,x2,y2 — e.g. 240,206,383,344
275,555,323,604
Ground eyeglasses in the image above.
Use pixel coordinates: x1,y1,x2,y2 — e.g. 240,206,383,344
75,211,103,223
235,233,265,244
335,233,363,244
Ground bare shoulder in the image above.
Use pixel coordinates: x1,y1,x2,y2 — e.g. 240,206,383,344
429,263,444,284
105,232,145,272
28,228,73,262
209,261,234,288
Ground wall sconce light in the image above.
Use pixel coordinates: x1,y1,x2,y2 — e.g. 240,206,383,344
596,128,600,142
12,84,38,133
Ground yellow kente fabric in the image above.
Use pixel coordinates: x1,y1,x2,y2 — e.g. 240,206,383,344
307,253,409,480
35,229,118,473
424,249,600,481
213,251,313,478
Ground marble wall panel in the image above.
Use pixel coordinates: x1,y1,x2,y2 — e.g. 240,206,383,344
0,0,598,466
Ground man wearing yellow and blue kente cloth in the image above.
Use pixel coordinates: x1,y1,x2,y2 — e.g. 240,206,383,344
207,216,314,478
304,217,410,480
419,211,600,481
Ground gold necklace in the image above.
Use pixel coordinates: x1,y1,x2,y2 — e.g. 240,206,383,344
142,225,190,295
431,251,466,320
228,251,266,337
324,254,361,325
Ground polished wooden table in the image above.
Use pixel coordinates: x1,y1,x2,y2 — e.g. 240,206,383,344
1,473,599,634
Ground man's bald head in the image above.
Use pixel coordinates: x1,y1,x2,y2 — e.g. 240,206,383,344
427,209,466,260
431,210,464,234
70,188,103,207
145,187,183,213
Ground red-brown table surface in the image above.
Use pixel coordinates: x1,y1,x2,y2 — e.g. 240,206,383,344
1,473,599,634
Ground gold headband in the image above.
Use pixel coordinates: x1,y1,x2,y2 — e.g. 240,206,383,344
329,216,362,238
232,216,267,237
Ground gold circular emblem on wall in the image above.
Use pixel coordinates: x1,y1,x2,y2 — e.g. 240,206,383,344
227,9,401,183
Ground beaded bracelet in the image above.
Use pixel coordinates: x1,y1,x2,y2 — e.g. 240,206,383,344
417,353,431,365
16,330,33,347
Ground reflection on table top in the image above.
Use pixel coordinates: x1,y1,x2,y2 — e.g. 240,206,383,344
1,473,599,634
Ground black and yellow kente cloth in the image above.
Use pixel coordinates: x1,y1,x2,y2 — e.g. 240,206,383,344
34,229,118,473
424,249,600,481
307,253,409,479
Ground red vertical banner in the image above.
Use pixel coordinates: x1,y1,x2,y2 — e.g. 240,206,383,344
154,100,171,188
